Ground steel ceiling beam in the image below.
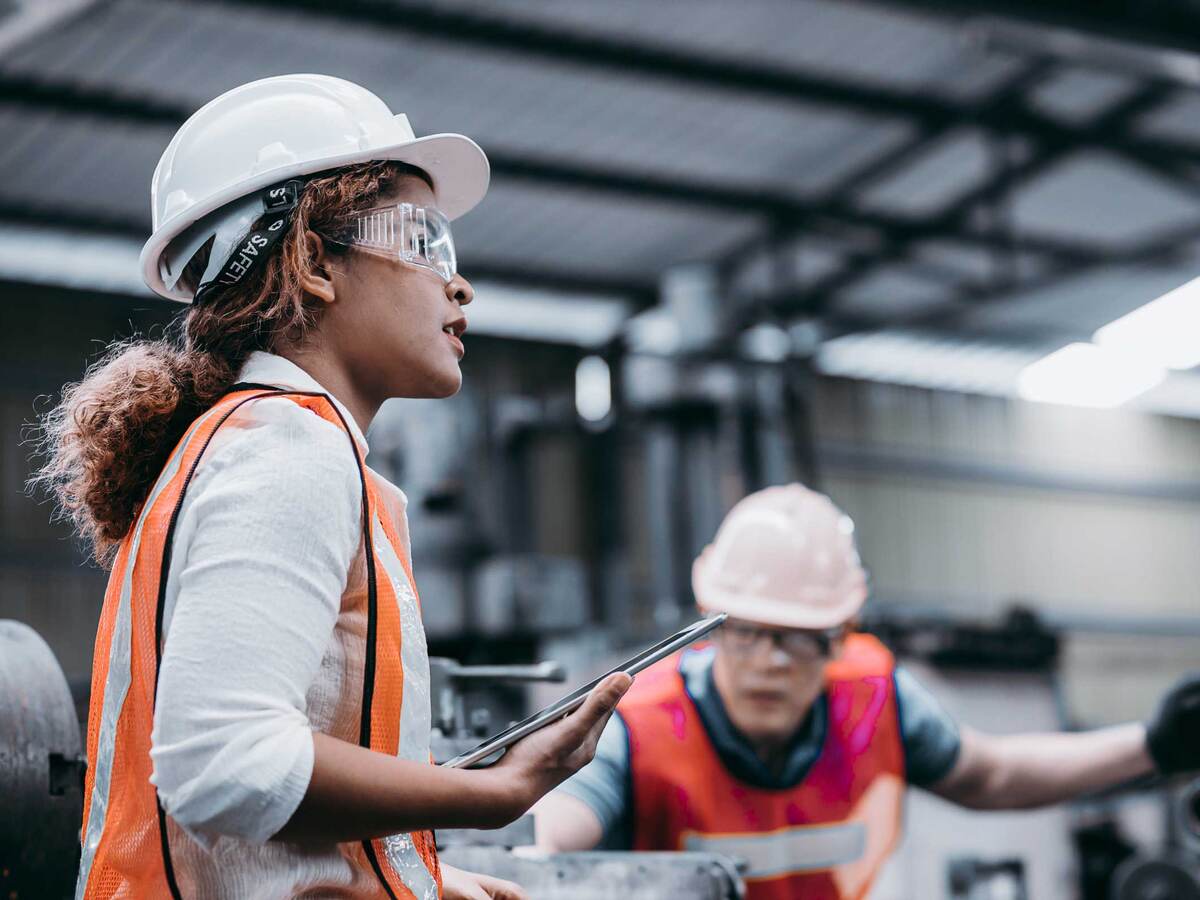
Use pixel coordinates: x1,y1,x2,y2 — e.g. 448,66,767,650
858,1,1200,58
176,0,1200,325
821,216,1200,337
773,79,1181,320
0,73,1127,269
187,0,1200,171
719,59,1057,316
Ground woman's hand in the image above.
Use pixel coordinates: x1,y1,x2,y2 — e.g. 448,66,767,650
442,863,528,900
277,672,631,841
494,672,632,809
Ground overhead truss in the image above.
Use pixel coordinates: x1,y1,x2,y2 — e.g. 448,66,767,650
0,0,1199,339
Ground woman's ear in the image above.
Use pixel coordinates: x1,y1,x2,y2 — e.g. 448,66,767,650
299,230,336,304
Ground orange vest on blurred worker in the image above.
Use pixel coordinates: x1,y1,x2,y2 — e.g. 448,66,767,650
623,634,904,900
75,388,441,900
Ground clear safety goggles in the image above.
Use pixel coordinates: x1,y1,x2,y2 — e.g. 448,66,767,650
332,202,457,283
720,620,845,662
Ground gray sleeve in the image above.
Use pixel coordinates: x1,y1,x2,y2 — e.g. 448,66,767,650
895,666,962,787
550,712,630,842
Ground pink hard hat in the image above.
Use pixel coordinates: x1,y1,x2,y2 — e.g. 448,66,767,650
692,484,868,630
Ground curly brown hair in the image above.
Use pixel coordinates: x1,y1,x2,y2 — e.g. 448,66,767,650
30,160,427,566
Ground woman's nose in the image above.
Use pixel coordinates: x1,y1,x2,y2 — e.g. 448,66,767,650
447,274,474,307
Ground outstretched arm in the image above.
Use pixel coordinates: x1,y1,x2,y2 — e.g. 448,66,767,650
532,712,632,852
931,671,1200,810
532,792,606,851
930,723,1152,810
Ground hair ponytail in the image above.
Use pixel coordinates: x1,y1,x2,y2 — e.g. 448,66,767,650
30,159,418,566
30,335,238,565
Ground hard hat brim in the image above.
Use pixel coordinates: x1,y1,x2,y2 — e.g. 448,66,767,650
140,128,490,303
696,590,866,631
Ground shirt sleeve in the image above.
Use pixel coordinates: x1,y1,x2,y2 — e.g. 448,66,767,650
895,665,962,787
551,712,631,845
149,399,363,846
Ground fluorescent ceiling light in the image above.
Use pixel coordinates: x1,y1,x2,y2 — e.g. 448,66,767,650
817,331,1032,396
575,355,612,422
1094,274,1200,371
1017,343,1165,408
815,330,1200,418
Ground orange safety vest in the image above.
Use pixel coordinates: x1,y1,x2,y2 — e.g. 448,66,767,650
622,634,904,900
75,388,442,899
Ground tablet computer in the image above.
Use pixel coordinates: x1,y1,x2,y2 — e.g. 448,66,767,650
440,612,727,769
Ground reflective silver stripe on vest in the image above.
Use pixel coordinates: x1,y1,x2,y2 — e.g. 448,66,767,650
75,413,213,899
374,514,438,900
683,821,867,880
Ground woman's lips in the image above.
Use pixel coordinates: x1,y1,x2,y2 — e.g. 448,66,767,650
445,331,465,358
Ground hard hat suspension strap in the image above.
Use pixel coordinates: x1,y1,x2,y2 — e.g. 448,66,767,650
193,179,305,305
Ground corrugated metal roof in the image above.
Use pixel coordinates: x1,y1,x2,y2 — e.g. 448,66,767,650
1027,66,1142,125
456,181,761,279
427,0,1025,100
1009,151,1200,243
0,0,1195,352
855,127,993,216
961,254,1200,336
834,266,955,320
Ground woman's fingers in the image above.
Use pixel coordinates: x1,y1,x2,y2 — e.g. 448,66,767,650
492,671,633,801
476,872,530,899
560,672,632,744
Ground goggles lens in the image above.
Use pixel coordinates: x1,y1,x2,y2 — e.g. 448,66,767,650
343,203,456,282
721,621,841,661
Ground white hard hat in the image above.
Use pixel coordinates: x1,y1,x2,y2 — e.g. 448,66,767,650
692,484,868,630
140,73,490,302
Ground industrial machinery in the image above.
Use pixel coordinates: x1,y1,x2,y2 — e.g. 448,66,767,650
1,620,86,899
1107,780,1200,900
1,624,744,899
430,656,746,898
946,856,1028,900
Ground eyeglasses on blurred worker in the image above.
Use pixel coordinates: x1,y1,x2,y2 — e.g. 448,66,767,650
33,74,629,900
533,483,1200,900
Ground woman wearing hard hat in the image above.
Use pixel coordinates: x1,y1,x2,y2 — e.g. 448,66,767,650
534,483,1200,900
33,75,629,900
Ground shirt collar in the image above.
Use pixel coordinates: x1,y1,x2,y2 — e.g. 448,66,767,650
237,351,370,454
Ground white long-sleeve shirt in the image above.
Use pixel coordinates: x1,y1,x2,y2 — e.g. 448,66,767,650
148,351,418,898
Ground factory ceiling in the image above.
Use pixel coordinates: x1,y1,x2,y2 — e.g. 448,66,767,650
2,0,1200,354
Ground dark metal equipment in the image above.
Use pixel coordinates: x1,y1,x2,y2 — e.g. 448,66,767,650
429,656,567,765
1073,818,1138,900
1179,779,1200,849
1076,780,1200,900
947,856,1029,900
430,656,566,850
1111,855,1200,900
0,620,85,900
429,656,747,898
867,606,1061,672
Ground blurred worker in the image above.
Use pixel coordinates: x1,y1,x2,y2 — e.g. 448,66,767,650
34,75,628,900
534,483,1200,900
